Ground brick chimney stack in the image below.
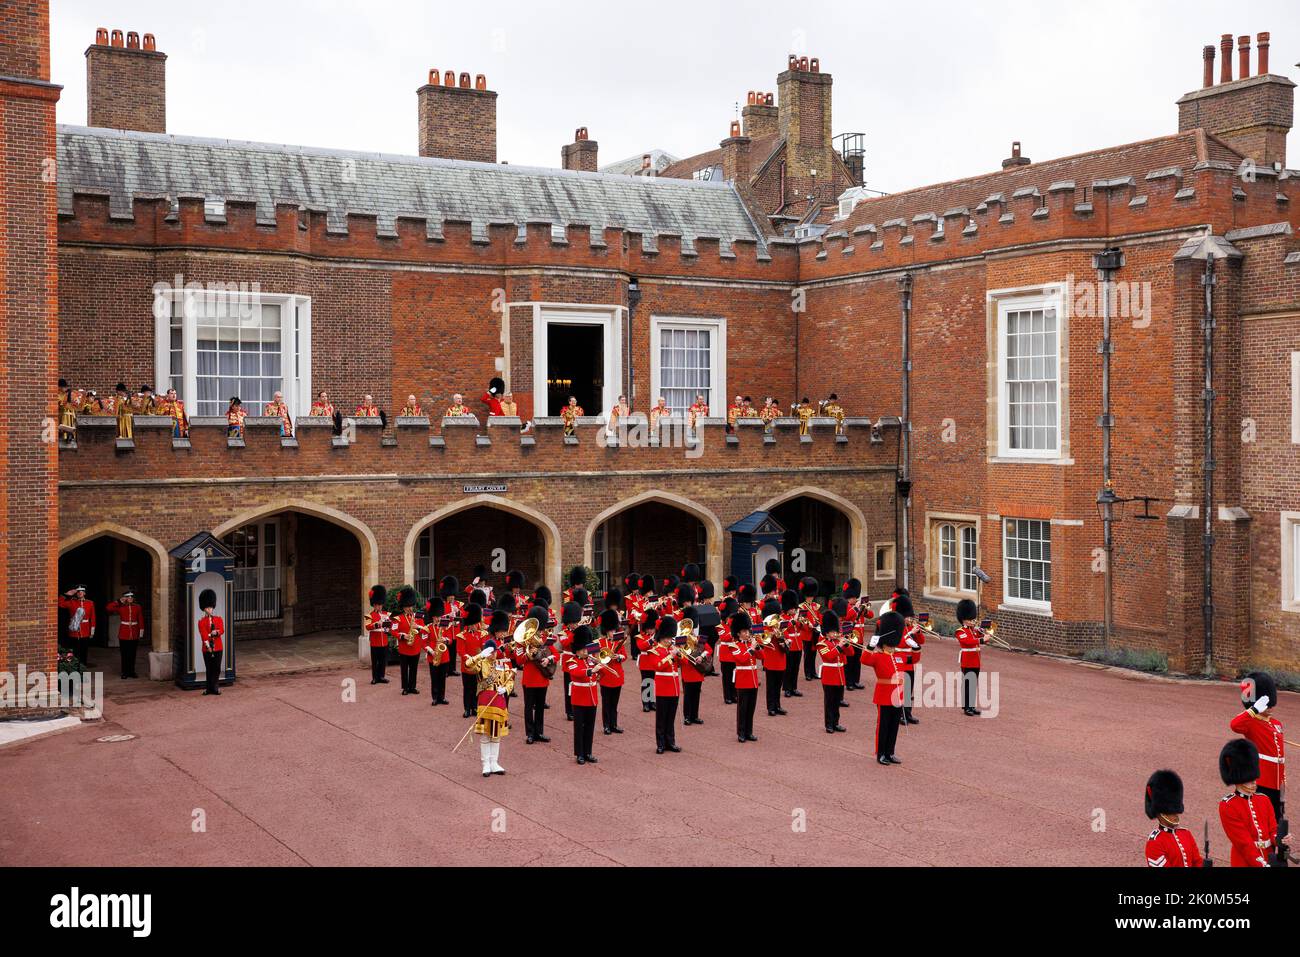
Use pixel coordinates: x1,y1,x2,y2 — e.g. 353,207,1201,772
1002,141,1031,169
562,127,599,172
741,91,778,138
1177,30,1294,168
85,27,166,132
719,120,752,184
777,55,835,206
417,69,497,163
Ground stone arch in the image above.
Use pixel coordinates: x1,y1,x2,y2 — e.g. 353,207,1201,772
404,494,562,592
59,522,171,652
758,485,869,583
211,499,380,610
584,489,725,585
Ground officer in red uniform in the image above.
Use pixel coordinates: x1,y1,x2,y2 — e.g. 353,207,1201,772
636,581,660,712
622,572,645,631
816,609,847,733
513,605,556,743
363,584,390,685
798,577,822,684
716,598,740,705
840,579,871,690
439,576,462,675
890,593,922,724
558,600,584,721
424,595,451,704
764,559,787,595
106,590,145,679
481,377,506,418
680,612,713,726
197,588,225,696
563,566,586,605
598,608,628,734
764,595,792,716
391,586,426,696
646,617,683,753
458,604,485,716
1218,739,1278,867
866,611,905,765
730,612,761,742
505,569,528,613
1143,770,1204,867
565,627,601,765
1231,671,1286,823
955,598,986,716
59,585,96,668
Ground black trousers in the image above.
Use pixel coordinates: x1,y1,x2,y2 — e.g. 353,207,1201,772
462,672,478,713
399,655,419,693
655,696,679,748
683,682,702,721
876,704,902,757
803,644,818,681
783,650,802,693
823,684,842,729
573,704,597,757
961,667,980,710
523,685,548,738
845,653,862,688
119,640,139,678
764,669,784,713
901,669,915,718
73,637,90,668
601,685,622,730
430,660,447,701
639,669,656,708
369,646,387,683
736,688,758,738
563,672,573,717
721,662,736,703
202,649,222,694
1260,786,1283,825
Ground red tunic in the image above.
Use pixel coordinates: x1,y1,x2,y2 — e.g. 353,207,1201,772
392,614,426,657
364,608,389,649
733,644,762,690
646,647,683,698
512,641,557,688
458,628,485,668
956,625,985,669
106,601,144,641
1218,790,1278,867
197,613,225,653
1229,710,1286,792
59,597,96,638
1144,825,1203,868
817,639,846,687
480,392,504,416
565,657,600,707
895,623,925,672
597,636,627,688
864,650,902,706
717,620,738,664
681,642,712,683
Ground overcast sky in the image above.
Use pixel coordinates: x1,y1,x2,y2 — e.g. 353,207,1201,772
52,0,1300,193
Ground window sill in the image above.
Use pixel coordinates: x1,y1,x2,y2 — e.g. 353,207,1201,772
923,588,976,604
1279,601,1300,616
988,455,1074,466
998,601,1052,619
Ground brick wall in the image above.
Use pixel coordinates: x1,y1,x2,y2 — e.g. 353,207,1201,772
85,40,165,133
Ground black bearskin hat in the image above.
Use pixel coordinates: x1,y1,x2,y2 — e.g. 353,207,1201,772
655,617,678,641
533,585,552,606
1240,672,1278,709
820,610,840,636
640,609,660,633
489,610,511,635
841,578,862,600
397,586,417,609
527,605,549,626
561,601,583,625
199,588,218,611
719,597,739,618
680,562,702,583
891,593,915,619
675,583,695,607
760,597,781,618
956,598,979,623
571,587,589,609
1144,770,1184,819
469,588,487,607
488,377,505,396
875,611,905,647
425,595,445,617
738,582,758,603
730,611,753,634
781,589,800,612
462,603,483,626
572,624,594,648
799,577,819,600
759,574,779,595
472,564,487,583
599,609,621,635
623,572,641,592
506,569,525,589
604,587,624,610
696,580,715,601
638,574,656,595
830,597,848,618
496,593,516,611
568,565,587,588
661,574,680,593
723,575,739,593
1219,738,1260,786
368,584,387,606
765,558,781,575
439,575,460,598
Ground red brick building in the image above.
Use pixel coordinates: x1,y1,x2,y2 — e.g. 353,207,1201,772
6,13,1300,683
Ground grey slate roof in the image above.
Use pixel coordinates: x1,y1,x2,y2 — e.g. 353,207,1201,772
56,126,762,247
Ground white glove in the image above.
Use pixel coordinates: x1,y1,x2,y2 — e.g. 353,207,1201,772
904,637,919,650
1253,696,1270,713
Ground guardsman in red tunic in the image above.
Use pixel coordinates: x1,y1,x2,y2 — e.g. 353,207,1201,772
841,579,872,690
890,593,922,724
468,616,514,778
363,584,391,686
558,600,584,721
816,610,847,734
423,596,452,705
565,626,601,764
866,611,905,765
598,605,628,735
764,559,787,595
730,612,762,742
1144,770,1204,867
437,576,462,675
792,578,822,690
1231,671,1286,823
645,617,683,753
106,590,144,679
763,595,792,717
481,377,505,418
457,603,486,717
59,585,97,668
636,577,660,711
955,599,986,716
504,569,528,614
513,605,557,744
716,597,740,705
390,586,427,696
197,588,225,696
680,613,713,726
1218,739,1279,867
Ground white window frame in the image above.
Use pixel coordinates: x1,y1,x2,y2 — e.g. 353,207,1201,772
993,287,1065,460
1002,518,1052,613
924,514,979,600
1280,512,1300,613
1291,352,1300,445
225,519,281,621
649,315,727,419
154,287,311,422
531,305,623,417
874,542,896,581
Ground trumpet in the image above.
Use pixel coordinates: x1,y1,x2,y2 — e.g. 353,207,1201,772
980,620,1013,650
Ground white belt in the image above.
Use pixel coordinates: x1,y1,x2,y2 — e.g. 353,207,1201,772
821,662,844,669
1259,754,1284,764
571,680,596,689
959,647,980,655
735,665,758,672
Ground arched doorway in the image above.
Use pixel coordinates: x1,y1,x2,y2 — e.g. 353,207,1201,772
585,491,724,591
58,523,169,654
760,488,867,592
212,502,377,641
405,495,562,600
